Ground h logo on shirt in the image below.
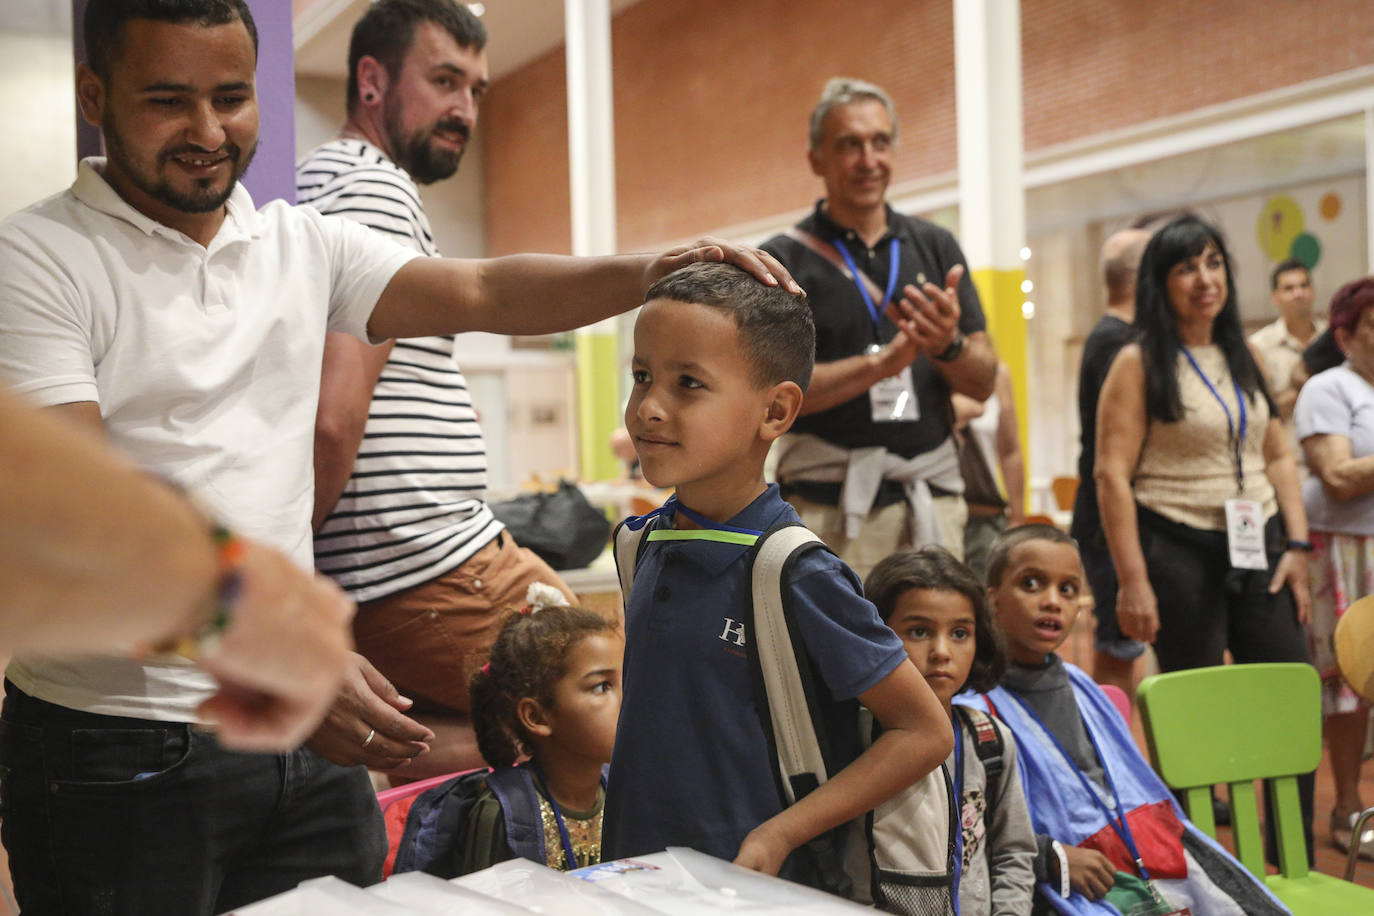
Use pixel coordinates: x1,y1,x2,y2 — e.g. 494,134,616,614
719,618,747,647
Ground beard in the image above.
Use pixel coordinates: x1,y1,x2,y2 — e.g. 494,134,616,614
384,102,467,185
103,111,256,214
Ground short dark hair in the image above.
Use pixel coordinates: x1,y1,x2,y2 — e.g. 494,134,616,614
84,0,258,82
865,547,1006,694
1270,257,1311,291
347,0,487,111
984,523,1078,590
644,262,815,391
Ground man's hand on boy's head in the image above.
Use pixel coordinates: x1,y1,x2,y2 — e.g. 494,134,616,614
1062,845,1116,900
644,237,802,295
891,263,964,357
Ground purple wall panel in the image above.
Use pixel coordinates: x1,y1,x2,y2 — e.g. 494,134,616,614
71,0,297,204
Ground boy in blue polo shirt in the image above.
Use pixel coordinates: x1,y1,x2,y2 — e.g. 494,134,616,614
602,262,952,891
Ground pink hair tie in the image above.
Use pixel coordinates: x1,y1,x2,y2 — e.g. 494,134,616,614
480,662,492,676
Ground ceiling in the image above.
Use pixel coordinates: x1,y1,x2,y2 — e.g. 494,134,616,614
0,0,642,82
294,0,644,82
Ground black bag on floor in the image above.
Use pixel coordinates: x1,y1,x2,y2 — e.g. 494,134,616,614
489,480,610,571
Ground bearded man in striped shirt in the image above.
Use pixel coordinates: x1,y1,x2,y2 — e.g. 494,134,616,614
298,0,574,780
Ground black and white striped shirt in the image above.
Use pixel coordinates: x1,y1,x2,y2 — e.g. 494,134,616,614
298,139,501,602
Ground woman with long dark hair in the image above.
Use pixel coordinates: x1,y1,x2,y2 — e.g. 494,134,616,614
1095,215,1314,856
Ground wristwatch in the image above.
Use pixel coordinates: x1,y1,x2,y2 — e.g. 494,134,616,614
933,331,965,362
1285,539,1314,552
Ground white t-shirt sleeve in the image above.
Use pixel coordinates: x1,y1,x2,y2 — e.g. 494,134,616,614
0,227,100,407
313,209,422,342
1294,369,1352,441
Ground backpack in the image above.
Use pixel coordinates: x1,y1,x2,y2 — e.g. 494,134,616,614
392,766,545,878
954,705,1006,818
615,517,958,915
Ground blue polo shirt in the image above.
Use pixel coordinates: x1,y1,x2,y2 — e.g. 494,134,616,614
602,485,908,885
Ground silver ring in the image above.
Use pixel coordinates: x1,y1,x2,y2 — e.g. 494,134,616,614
361,727,377,749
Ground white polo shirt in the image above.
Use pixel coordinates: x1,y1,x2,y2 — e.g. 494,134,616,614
0,159,419,721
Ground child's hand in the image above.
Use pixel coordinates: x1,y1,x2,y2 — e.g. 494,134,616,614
732,821,796,876
1062,845,1116,900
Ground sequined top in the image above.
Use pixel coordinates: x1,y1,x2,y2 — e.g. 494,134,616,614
537,791,604,870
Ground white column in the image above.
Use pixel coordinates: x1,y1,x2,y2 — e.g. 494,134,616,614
565,0,617,258
954,0,1025,277
565,0,621,481
954,0,1029,508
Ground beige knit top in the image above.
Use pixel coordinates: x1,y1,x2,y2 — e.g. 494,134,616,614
1132,345,1276,531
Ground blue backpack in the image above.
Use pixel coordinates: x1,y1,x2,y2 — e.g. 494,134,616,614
392,766,545,878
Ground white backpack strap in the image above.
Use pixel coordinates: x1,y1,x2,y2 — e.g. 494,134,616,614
612,518,651,601
750,525,829,804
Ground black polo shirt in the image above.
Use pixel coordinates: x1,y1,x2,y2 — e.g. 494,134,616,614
762,201,986,459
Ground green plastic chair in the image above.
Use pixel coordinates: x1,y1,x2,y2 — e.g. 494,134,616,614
1136,662,1374,913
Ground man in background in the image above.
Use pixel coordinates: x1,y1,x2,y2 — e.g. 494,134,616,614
762,77,996,579
298,0,574,779
1251,258,1323,454
1071,228,1150,698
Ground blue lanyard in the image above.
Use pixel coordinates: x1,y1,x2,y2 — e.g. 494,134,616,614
951,715,965,916
833,237,901,330
1181,348,1247,494
1002,692,1153,882
530,761,579,870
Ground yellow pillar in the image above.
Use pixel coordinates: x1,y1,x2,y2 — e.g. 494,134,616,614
575,323,621,481
970,267,1029,489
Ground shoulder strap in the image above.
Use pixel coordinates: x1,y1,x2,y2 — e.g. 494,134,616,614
784,227,887,306
956,705,1005,818
487,765,547,866
746,523,831,805
612,516,652,601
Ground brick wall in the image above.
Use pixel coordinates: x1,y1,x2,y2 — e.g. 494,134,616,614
483,0,1374,255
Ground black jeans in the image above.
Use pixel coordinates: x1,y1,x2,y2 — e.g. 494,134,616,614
0,682,385,915
1137,507,1316,866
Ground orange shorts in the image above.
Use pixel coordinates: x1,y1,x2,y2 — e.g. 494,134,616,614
352,532,574,716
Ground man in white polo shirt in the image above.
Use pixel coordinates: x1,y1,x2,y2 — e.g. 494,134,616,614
0,1,793,912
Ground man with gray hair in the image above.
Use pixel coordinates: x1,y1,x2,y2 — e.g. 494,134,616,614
1071,227,1150,695
762,77,996,577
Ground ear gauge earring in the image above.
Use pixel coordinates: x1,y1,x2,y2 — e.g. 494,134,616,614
364,93,376,103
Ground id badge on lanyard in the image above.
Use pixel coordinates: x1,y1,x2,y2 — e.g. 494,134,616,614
835,239,920,423
867,345,919,423
1182,350,1266,570
1224,498,1267,570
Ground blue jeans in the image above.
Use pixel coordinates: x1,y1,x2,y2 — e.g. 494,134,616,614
0,682,385,915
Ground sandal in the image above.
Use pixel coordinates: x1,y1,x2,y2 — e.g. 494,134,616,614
1331,810,1374,861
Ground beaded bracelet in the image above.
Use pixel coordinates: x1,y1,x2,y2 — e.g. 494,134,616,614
140,501,246,660
164,524,245,659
